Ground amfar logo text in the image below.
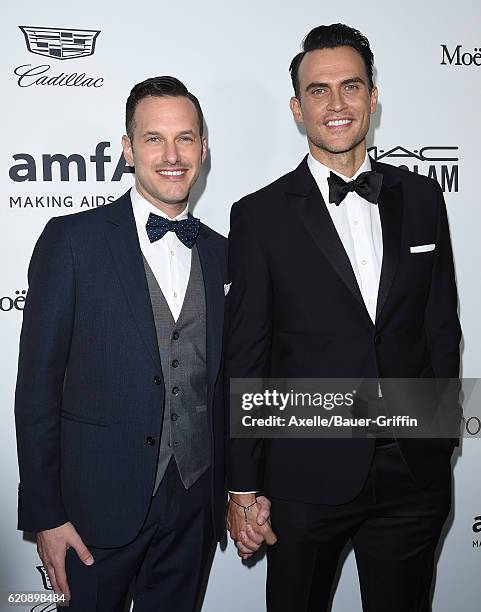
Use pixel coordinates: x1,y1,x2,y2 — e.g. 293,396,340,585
473,516,481,549
14,26,104,87
441,45,481,66
9,142,132,182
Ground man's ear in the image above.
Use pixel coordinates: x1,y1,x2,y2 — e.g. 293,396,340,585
370,86,378,115
122,134,134,167
201,136,208,164
290,96,304,124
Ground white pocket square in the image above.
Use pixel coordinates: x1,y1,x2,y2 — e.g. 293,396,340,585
410,244,435,253
224,282,232,296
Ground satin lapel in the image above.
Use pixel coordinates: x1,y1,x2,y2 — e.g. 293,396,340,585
104,192,160,369
287,159,369,317
196,226,223,391
375,168,403,322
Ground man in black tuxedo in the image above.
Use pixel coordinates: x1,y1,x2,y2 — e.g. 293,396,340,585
15,76,228,611
226,24,461,611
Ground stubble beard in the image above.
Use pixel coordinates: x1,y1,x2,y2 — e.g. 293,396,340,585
309,130,367,157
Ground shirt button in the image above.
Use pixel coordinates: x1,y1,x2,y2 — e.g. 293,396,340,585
146,436,156,445
172,331,179,340
170,250,174,256
354,220,359,226
172,359,179,368
173,292,178,299
361,259,367,266
368,298,373,305
154,376,162,385
172,386,180,395
171,413,179,421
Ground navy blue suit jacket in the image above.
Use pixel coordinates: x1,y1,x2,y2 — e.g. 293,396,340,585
15,191,228,547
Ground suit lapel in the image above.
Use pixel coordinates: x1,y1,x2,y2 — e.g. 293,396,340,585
373,161,404,322
196,226,223,392
105,192,161,369
287,157,370,319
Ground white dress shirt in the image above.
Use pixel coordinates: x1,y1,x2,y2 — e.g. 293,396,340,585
307,152,383,323
131,187,191,322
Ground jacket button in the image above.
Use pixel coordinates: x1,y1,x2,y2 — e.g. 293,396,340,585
146,436,156,445
171,413,179,421
172,359,179,368
172,330,179,340
172,386,180,395
154,376,162,385
374,334,382,346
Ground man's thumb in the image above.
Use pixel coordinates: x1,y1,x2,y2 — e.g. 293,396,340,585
256,497,271,526
71,537,94,566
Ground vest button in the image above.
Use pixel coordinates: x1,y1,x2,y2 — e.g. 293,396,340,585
153,376,162,385
171,413,179,421
172,359,179,368
374,334,382,346
172,386,180,395
172,330,179,340
146,436,156,445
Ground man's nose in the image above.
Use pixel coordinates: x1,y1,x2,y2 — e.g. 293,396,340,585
327,89,346,112
162,141,179,165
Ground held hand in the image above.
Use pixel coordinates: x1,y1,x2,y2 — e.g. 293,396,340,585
227,494,277,559
36,521,94,600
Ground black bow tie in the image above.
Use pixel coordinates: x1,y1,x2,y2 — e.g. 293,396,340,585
327,170,383,206
145,213,200,248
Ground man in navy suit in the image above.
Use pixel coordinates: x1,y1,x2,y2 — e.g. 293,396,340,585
15,76,227,611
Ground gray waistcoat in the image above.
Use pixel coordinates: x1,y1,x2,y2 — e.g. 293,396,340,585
143,246,211,493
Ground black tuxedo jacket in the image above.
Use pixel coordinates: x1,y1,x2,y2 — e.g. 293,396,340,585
15,191,228,546
227,156,461,505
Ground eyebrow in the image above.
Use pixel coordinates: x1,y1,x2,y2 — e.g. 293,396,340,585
305,76,366,92
141,129,196,137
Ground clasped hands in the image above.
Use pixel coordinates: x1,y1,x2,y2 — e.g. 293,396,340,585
226,493,277,559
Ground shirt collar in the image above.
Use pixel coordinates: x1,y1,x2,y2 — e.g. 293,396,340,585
307,151,372,204
130,186,189,231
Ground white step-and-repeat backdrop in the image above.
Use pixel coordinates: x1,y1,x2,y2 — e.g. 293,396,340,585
2,1,480,610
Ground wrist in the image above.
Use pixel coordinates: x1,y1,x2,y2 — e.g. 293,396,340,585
229,492,257,505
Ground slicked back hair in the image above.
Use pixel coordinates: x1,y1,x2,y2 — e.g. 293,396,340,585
289,24,374,97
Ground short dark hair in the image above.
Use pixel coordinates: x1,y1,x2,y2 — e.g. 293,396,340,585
125,76,204,140
289,24,374,97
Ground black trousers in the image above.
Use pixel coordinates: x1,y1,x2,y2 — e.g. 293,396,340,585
65,459,214,611
266,442,451,612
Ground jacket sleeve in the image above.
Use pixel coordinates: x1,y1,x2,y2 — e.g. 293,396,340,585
226,202,272,491
424,184,462,442
15,217,75,532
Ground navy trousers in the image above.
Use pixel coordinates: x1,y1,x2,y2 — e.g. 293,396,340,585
65,459,214,611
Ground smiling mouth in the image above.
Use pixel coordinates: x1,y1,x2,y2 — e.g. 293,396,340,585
325,119,353,128
156,169,188,177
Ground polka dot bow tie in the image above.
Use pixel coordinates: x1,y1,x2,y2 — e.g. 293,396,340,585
145,213,200,248
328,170,383,206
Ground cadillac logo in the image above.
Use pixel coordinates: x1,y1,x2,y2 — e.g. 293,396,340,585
36,565,53,590
19,26,100,60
